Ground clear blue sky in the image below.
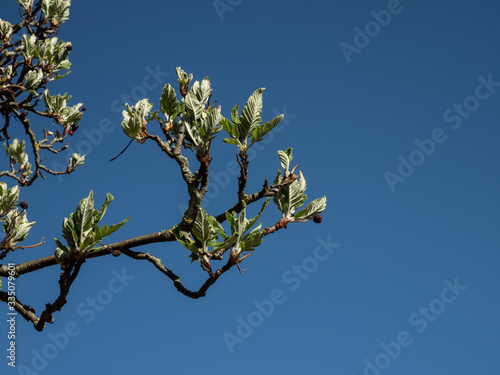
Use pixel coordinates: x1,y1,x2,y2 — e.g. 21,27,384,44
1,0,500,374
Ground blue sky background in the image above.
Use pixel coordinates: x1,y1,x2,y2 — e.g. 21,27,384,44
1,0,500,374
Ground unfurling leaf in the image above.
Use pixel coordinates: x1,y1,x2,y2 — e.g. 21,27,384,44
121,99,152,142
68,153,84,171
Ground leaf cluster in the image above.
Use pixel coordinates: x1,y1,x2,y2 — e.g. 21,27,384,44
0,0,86,186
54,191,129,269
273,148,327,221
222,88,284,153
0,182,34,249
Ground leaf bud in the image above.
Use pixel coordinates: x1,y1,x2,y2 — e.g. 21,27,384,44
313,215,322,224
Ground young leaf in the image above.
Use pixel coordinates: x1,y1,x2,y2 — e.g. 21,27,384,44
294,196,327,220
121,99,152,142
160,83,179,121
184,91,203,121
288,171,307,214
54,238,71,268
73,190,94,244
172,225,199,255
245,197,270,232
208,215,228,240
0,182,20,213
61,216,76,250
95,193,114,224
222,138,241,147
24,69,43,94
92,217,129,245
277,148,293,173
231,104,240,125
192,208,218,252
197,106,222,153
240,226,265,252
41,0,71,24
2,210,35,246
192,77,212,104
250,114,284,146
180,115,200,148
239,88,264,142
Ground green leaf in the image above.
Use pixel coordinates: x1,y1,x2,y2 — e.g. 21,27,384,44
198,106,223,153
224,200,270,257
208,215,228,240
184,91,203,122
54,238,71,268
2,210,35,246
245,197,270,233
0,19,12,40
240,226,265,252
41,0,71,24
250,114,283,146
0,182,20,213
172,225,199,254
95,193,113,224
57,191,128,257
231,104,240,125
180,115,200,148
73,191,94,246
192,77,212,104
68,153,84,171
212,233,238,252
222,137,241,147
277,148,293,173
239,88,264,142
61,216,77,251
20,34,37,60
17,0,34,10
52,70,70,81
121,99,152,142
160,83,178,121
24,69,43,93
289,171,307,214
43,89,70,114
192,208,218,252
92,217,129,246
176,67,193,86
7,212,35,244
221,117,239,139
294,196,327,220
